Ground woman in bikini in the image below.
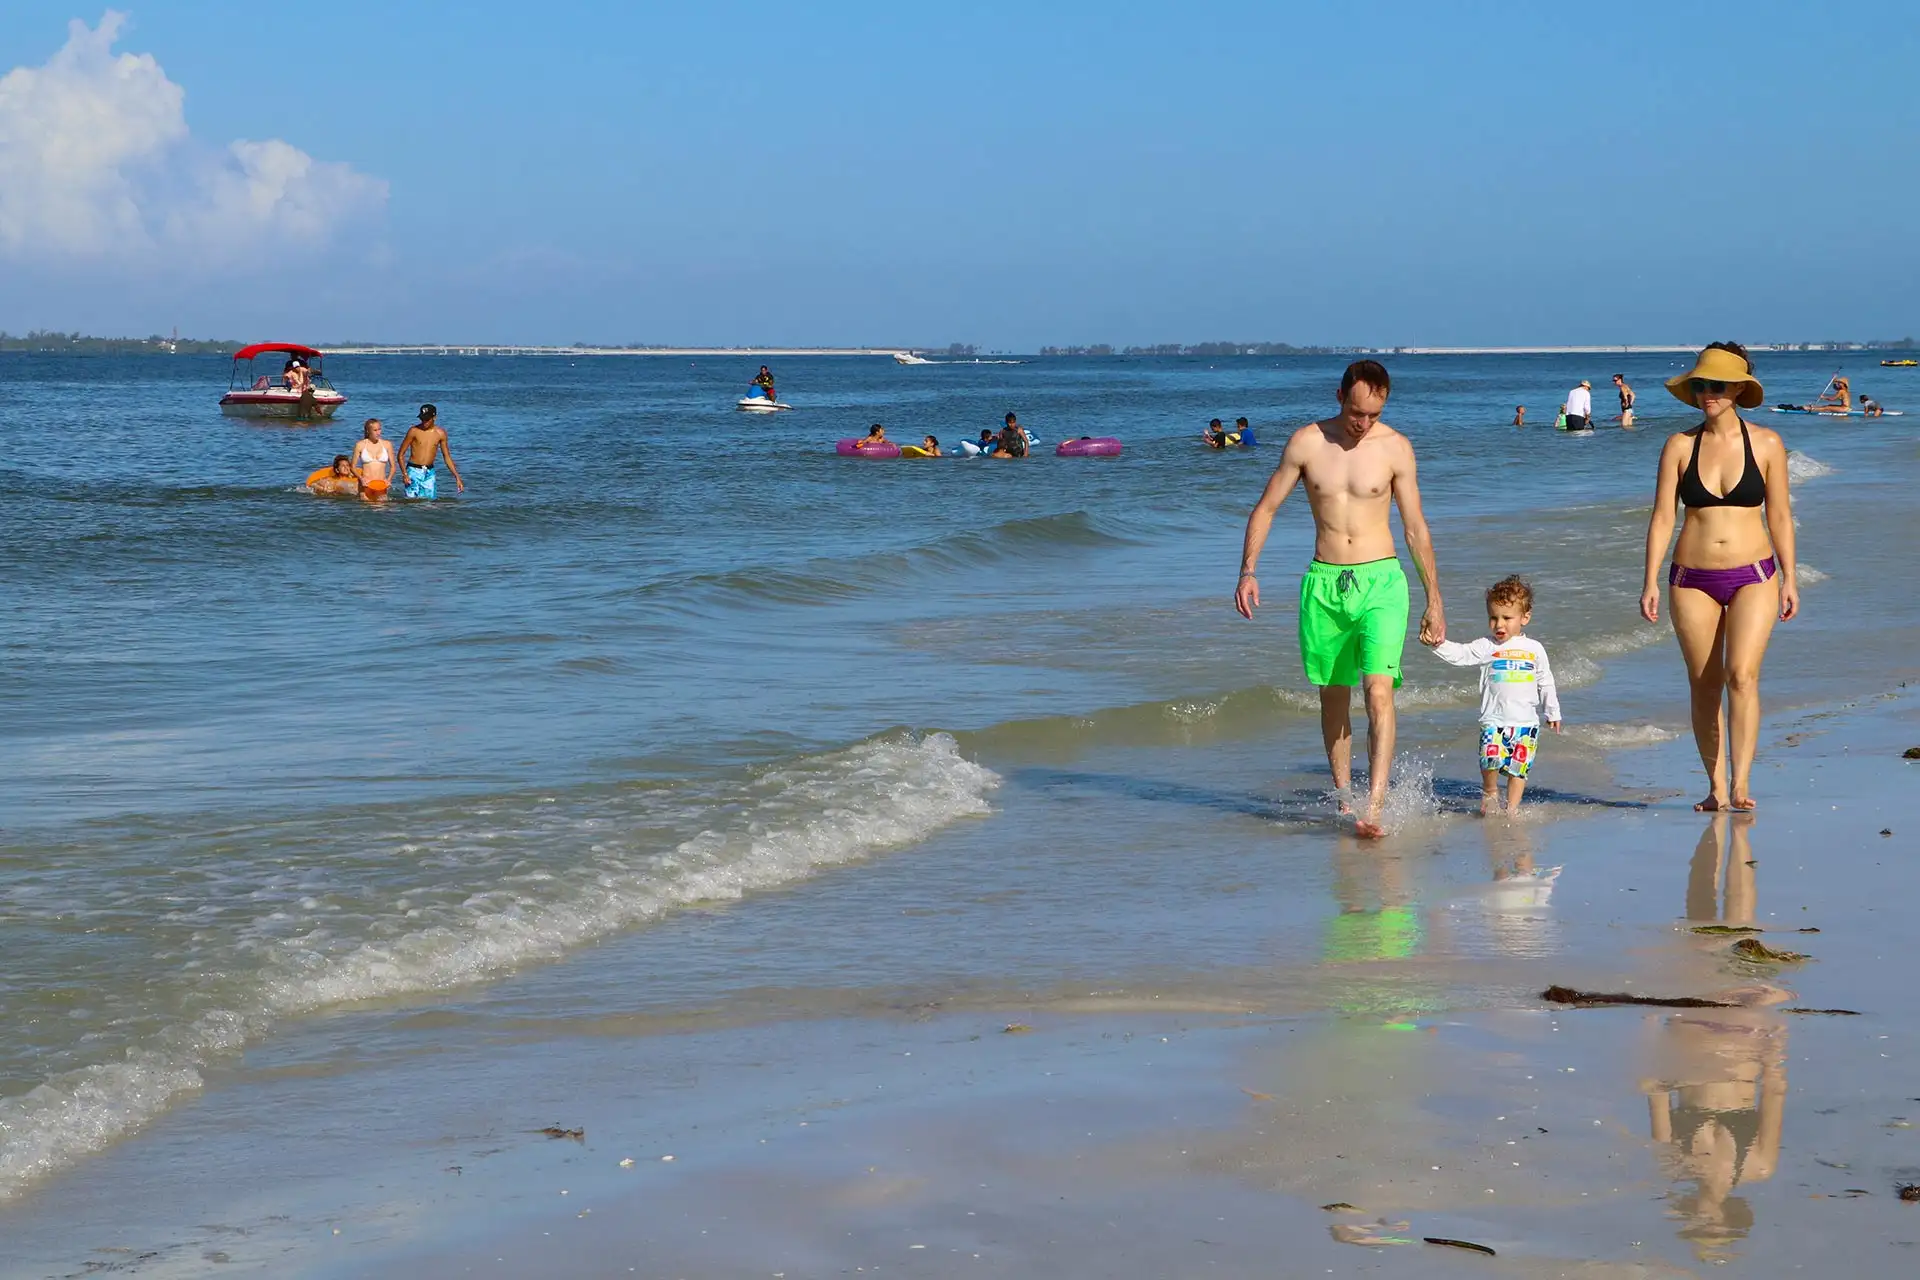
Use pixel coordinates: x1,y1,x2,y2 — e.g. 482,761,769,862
1639,343,1799,811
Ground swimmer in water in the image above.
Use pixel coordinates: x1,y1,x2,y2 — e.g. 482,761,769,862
351,418,395,497
853,424,888,450
1513,405,1526,427
1205,418,1229,448
918,434,942,457
395,403,465,499
1614,374,1636,427
309,455,360,496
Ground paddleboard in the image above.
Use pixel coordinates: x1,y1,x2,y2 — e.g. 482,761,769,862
1769,406,1904,417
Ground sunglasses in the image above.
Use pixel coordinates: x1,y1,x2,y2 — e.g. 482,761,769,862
1689,378,1731,395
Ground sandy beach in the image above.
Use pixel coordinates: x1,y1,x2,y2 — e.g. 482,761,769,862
7,687,1917,1279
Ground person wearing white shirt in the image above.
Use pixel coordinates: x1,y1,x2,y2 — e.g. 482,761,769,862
1425,575,1562,815
1564,380,1594,431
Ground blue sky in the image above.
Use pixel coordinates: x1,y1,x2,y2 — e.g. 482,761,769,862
1,1,1915,347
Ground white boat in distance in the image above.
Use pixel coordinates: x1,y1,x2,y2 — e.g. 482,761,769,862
893,352,932,365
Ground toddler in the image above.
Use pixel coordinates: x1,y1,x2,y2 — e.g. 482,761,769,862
1425,575,1561,815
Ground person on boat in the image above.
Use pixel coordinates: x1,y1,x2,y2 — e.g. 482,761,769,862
351,418,396,496
1639,342,1798,813
852,424,888,450
1564,379,1593,431
1614,374,1636,427
395,404,464,498
751,366,776,402
1860,393,1885,418
1804,375,1851,413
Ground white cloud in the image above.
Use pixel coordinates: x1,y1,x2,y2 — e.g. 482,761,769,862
0,11,386,262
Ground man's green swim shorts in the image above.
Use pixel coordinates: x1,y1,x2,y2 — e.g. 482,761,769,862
1298,557,1410,688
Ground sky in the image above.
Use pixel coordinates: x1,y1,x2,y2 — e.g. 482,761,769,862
0,1,1915,349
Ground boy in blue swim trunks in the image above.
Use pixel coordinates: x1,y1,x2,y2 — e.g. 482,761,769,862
395,404,465,499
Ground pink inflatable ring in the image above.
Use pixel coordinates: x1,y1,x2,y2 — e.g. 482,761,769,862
1055,436,1122,457
837,438,902,458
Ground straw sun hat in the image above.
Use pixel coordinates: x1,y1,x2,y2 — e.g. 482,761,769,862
1665,346,1765,409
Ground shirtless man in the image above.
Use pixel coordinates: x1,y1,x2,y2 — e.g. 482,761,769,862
1613,373,1636,427
1233,360,1446,838
351,418,395,497
395,404,464,498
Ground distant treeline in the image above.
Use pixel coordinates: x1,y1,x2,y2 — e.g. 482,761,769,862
1039,341,1350,357
0,331,240,355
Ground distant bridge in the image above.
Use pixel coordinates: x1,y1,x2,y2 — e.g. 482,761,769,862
324,345,918,358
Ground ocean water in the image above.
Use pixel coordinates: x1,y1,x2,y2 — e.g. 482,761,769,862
3,348,1917,1210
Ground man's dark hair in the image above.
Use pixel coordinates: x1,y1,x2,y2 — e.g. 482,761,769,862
1612,373,1624,380
1235,417,1249,427
1339,359,1391,401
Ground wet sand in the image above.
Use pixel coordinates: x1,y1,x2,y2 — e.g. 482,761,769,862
8,691,1919,1278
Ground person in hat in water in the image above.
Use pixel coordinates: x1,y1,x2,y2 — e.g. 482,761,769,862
1803,374,1852,414
1638,342,1798,812
1564,379,1594,430
395,404,464,498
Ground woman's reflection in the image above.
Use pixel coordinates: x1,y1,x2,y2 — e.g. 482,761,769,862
1640,812,1788,1262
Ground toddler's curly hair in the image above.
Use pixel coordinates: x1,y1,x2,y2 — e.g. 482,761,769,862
1486,575,1534,613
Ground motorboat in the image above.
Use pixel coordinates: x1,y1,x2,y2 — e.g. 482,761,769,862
892,352,932,365
220,343,347,419
736,396,793,413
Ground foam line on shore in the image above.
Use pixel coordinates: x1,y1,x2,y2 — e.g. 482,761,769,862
0,734,998,1203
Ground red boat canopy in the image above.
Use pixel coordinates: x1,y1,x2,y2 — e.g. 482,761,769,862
232,342,324,362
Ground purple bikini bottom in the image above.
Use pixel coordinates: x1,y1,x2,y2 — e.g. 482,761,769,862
1669,557,1778,606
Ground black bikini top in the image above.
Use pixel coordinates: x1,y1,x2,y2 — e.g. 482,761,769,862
1678,422,1766,508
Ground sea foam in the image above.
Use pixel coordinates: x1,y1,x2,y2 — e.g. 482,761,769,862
0,734,998,1202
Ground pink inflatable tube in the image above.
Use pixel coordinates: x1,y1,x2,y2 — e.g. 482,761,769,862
836,438,901,458
1055,436,1122,457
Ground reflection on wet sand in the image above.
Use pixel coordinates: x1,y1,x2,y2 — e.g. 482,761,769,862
1640,813,1789,1263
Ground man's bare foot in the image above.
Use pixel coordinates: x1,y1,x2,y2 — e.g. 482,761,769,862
1693,794,1725,812
1477,795,1495,818
1353,819,1385,839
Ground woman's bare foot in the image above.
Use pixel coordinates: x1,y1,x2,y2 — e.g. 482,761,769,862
1353,818,1385,839
1477,795,1496,818
1693,794,1725,812
1730,795,1757,811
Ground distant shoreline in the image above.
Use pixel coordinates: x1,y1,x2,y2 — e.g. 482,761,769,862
4,336,1915,358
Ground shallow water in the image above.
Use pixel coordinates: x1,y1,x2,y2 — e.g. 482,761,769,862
3,348,1917,1205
